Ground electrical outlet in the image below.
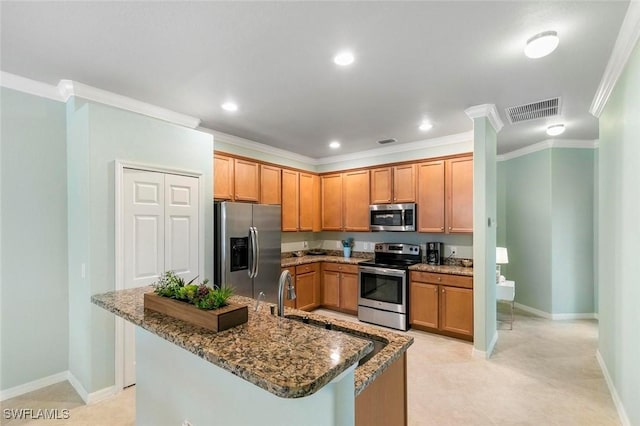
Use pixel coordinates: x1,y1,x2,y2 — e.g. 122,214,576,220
303,241,308,249
336,241,342,249
449,246,457,256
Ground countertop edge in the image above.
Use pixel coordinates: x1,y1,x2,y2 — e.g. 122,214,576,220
91,289,373,399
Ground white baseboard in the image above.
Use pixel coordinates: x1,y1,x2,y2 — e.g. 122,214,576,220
514,303,596,320
67,371,118,404
472,331,499,359
596,350,630,426
0,371,118,404
0,371,68,401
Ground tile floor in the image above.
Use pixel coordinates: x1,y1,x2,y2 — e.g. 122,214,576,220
1,309,619,425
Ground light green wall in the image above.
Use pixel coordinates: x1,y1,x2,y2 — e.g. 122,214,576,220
472,116,497,354
315,139,473,173
598,39,640,426
1,88,69,389
213,130,472,174
550,149,594,314
502,150,553,312
67,99,214,392
498,148,595,315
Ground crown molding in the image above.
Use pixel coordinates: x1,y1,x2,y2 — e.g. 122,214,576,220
314,131,474,165
58,80,200,128
464,104,504,133
590,1,640,118
203,128,317,165
497,139,598,162
0,71,63,102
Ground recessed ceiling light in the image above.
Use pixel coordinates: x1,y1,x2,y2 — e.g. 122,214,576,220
546,124,565,136
333,51,355,66
329,140,341,149
221,102,238,112
419,121,433,131
524,31,559,59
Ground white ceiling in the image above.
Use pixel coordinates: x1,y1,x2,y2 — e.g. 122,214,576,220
0,1,629,157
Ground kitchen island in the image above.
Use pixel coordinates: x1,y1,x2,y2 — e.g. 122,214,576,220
92,286,413,426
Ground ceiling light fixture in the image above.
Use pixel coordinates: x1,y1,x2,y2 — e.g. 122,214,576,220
329,140,341,149
333,51,354,66
419,121,433,131
546,124,565,136
524,30,559,59
221,102,238,112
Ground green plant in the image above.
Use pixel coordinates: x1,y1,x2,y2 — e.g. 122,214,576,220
153,271,233,310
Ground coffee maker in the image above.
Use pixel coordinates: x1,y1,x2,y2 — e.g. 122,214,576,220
425,242,443,265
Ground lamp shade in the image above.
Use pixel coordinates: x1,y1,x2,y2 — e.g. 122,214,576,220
496,247,509,264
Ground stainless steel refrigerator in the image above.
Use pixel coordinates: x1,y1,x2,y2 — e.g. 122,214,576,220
214,201,281,302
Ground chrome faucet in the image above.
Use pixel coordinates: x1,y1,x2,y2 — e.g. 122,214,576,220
277,270,296,316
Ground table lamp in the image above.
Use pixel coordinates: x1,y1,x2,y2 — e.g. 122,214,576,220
496,247,509,283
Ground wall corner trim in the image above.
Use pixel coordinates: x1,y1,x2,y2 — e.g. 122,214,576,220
315,131,474,166
465,104,504,133
590,1,640,118
497,139,598,162
204,127,317,166
58,80,200,128
0,371,69,401
0,71,200,128
514,302,596,320
0,71,63,102
596,350,631,426
472,331,499,360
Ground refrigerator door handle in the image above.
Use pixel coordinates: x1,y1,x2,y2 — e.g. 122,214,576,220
253,226,260,277
250,226,258,278
247,227,254,278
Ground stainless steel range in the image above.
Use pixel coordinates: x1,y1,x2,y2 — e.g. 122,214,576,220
358,243,421,331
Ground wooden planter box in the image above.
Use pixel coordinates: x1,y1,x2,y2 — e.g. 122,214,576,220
144,293,248,332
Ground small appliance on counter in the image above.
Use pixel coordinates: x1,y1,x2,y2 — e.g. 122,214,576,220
425,242,443,265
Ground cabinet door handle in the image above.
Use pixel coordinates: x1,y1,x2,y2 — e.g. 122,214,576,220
437,277,441,281
448,226,452,231
442,288,445,293
440,227,444,231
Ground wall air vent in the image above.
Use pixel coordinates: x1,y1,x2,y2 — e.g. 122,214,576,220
377,138,397,145
505,97,561,124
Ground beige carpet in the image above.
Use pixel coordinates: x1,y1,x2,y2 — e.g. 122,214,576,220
1,309,619,425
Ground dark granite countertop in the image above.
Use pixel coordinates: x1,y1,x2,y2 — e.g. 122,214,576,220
92,287,413,398
408,263,474,277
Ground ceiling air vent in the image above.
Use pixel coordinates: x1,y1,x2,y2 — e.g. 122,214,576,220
505,97,561,124
377,138,397,145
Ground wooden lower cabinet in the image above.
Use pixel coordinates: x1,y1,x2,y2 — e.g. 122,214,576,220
440,285,473,336
355,352,407,426
280,267,296,309
409,271,473,340
321,262,359,314
409,282,439,329
295,263,320,311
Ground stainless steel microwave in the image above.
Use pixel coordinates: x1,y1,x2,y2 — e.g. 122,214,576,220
369,203,416,232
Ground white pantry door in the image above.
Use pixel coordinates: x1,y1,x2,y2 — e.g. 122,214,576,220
122,169,199,387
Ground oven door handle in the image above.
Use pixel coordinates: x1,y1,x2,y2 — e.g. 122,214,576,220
358,266,407,278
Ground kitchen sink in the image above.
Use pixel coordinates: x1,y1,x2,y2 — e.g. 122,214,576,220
284,314,387,366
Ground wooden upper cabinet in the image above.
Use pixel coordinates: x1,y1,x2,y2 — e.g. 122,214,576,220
446,156,473,233
370,164,416,204
370,167,392,204
321,174,343,230
417,160,446,232
299,172,314,231
312,174,322,232
233,159,260,202
393,164,417,203
260,164,281,205
213,154,234,200
281,169,299,232
343,170,370,231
